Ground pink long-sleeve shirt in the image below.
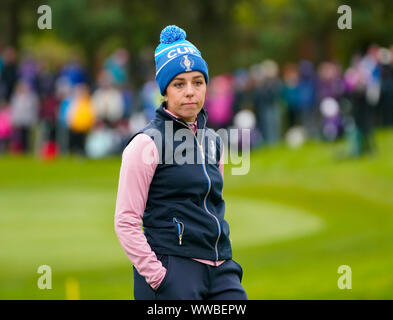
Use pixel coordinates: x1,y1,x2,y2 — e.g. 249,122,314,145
115,108,225,291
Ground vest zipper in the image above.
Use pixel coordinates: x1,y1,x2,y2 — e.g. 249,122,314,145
172,116,221,262
172,217,184,245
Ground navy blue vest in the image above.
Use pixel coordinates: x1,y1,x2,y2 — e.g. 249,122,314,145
126,103,232,261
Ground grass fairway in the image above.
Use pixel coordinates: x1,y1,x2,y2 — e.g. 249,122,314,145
1,129,393,299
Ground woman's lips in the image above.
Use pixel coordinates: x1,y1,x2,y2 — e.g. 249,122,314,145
182,103,197,106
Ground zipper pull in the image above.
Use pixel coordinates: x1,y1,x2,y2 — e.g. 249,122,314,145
173,217,184,246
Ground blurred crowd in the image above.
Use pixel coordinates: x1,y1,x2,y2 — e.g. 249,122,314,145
0,44,392,159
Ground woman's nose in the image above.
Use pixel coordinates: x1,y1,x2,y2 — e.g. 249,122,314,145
185,82,194,96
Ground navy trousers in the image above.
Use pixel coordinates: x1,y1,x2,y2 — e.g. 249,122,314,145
133,255,247,300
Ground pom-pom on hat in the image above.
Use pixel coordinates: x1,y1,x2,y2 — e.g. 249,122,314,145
155,25,209,95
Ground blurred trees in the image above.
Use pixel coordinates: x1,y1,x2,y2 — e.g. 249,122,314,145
232,0,393,65
1,0,392,84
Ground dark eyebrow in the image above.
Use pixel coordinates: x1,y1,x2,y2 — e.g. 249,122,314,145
173,75,204,81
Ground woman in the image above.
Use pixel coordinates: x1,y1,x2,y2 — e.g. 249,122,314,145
115,25,247,300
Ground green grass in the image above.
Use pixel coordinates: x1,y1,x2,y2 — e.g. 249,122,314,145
1,129,393,299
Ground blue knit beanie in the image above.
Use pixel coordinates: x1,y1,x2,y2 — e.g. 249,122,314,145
155,25,209,95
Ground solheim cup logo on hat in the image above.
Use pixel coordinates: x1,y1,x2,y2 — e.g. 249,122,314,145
181,55,193,71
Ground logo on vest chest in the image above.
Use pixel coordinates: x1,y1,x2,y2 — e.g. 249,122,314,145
208,140,216,163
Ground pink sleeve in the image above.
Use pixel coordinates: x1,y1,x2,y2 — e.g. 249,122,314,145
114,133,166,290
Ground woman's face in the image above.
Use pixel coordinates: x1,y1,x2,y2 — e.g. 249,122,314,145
165,71,206,122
